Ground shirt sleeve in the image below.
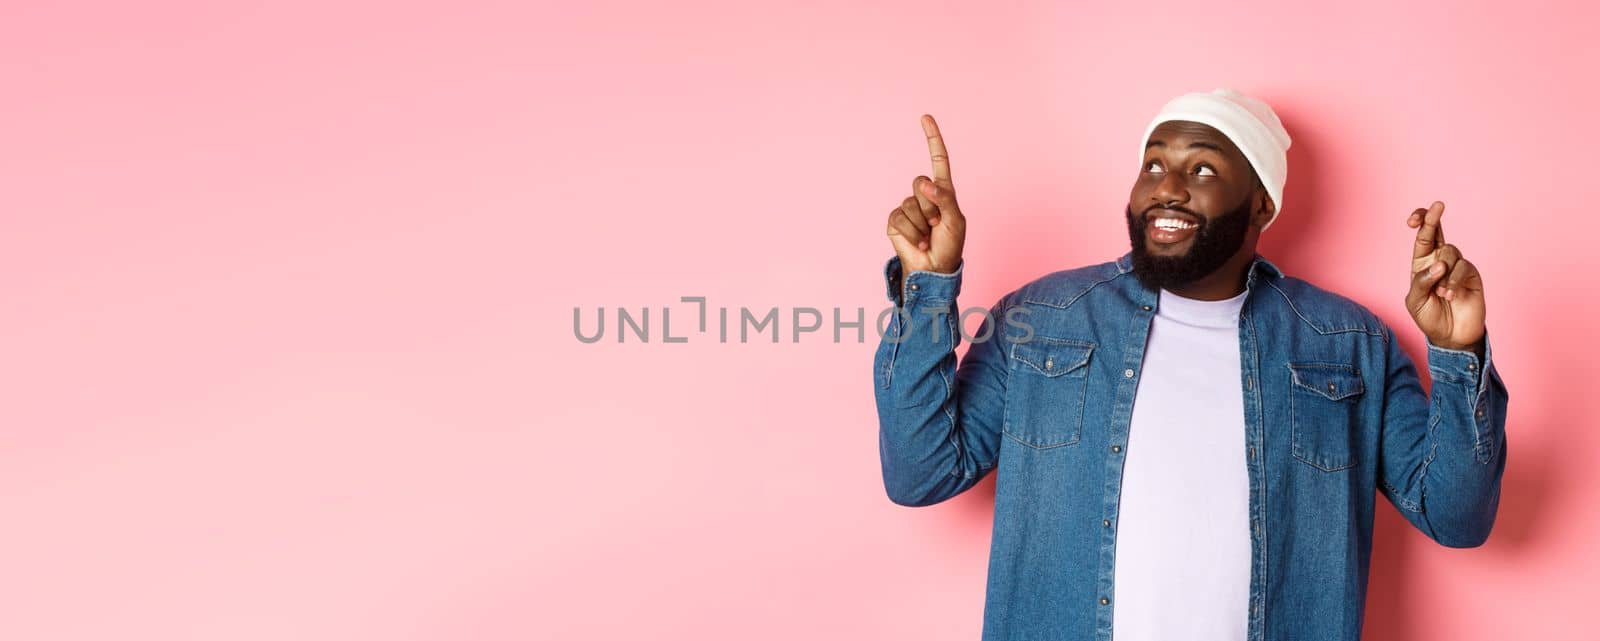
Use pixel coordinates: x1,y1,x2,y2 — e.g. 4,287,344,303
873,255,1013,507
1376,327,1509,547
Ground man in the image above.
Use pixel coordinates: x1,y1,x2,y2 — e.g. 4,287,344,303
873,88,1507,641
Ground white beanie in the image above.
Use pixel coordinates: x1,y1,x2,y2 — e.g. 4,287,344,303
1138,88,1292,230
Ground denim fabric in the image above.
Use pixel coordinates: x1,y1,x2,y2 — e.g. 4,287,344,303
873,251,1509,641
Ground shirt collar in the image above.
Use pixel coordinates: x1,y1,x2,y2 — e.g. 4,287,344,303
1248,253,1283,281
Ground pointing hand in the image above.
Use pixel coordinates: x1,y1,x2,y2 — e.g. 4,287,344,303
886,114,967,281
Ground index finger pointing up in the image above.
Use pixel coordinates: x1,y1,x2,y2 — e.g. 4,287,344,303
922,114,952,182
1412,201,1446,260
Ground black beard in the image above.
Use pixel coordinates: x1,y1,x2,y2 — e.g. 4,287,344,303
1125,199,1252,291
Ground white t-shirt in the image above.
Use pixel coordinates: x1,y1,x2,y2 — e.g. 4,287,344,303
1111,287,1251,641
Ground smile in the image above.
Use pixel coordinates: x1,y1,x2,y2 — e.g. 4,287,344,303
1144,209,1201,246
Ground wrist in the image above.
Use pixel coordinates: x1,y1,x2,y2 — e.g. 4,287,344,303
1428,335,1486,360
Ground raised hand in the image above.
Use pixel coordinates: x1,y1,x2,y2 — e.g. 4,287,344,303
886,114,967,278
1405,201,1486,351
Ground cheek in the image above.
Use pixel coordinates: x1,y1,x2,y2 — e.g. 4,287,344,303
1185,184,1234,213
1128,178,1154,204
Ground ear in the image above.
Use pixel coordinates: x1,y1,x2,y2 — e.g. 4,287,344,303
1251,188,1276,228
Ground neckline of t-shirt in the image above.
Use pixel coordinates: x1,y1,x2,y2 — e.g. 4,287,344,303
1156,287,1248,328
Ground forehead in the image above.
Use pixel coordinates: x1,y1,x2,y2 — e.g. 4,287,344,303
1145,120,1246,160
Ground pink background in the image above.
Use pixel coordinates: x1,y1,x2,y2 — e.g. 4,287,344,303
2,1,1596,639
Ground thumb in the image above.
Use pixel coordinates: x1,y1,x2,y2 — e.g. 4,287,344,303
1406,261,1446,311
921,180,964,220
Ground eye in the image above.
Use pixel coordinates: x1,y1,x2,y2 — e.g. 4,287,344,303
1144,160,1165,174
1195,164,1217,177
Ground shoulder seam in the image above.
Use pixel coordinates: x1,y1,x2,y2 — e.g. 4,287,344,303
1265,279,1387,341
1019,264,1127,312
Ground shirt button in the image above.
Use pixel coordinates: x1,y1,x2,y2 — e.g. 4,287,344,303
1467,362,1476,371
909,283,919,291
1141,305,1152,311
1476,408,1486,419
1246,376,1254,390
1248,446,1256,460
1111,445,1122,453
1327,382,1337,394
1103,519,1111,527
1044,359,1053,370
1123,368,1135,378
1100,597,1110,606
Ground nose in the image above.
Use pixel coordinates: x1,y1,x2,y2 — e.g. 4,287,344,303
1151,170,1188,209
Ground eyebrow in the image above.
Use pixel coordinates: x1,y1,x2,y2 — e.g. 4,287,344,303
1145,139,1226,153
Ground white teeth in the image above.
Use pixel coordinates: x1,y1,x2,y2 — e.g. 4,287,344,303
1152,218,1196,231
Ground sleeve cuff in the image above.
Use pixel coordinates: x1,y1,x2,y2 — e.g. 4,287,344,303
883,255,964,306
1425,330,1495,400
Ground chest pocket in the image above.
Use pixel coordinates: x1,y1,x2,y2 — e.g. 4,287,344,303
1004,337,1094,449
1288,362,1365,472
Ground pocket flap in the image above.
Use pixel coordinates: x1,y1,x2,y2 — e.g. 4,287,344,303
1289,363,1365,401
1012,338,1094,377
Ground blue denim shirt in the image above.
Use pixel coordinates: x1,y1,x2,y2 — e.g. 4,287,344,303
873,251,1508,641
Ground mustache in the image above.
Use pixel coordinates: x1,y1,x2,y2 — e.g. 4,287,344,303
1140,204,1199,218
